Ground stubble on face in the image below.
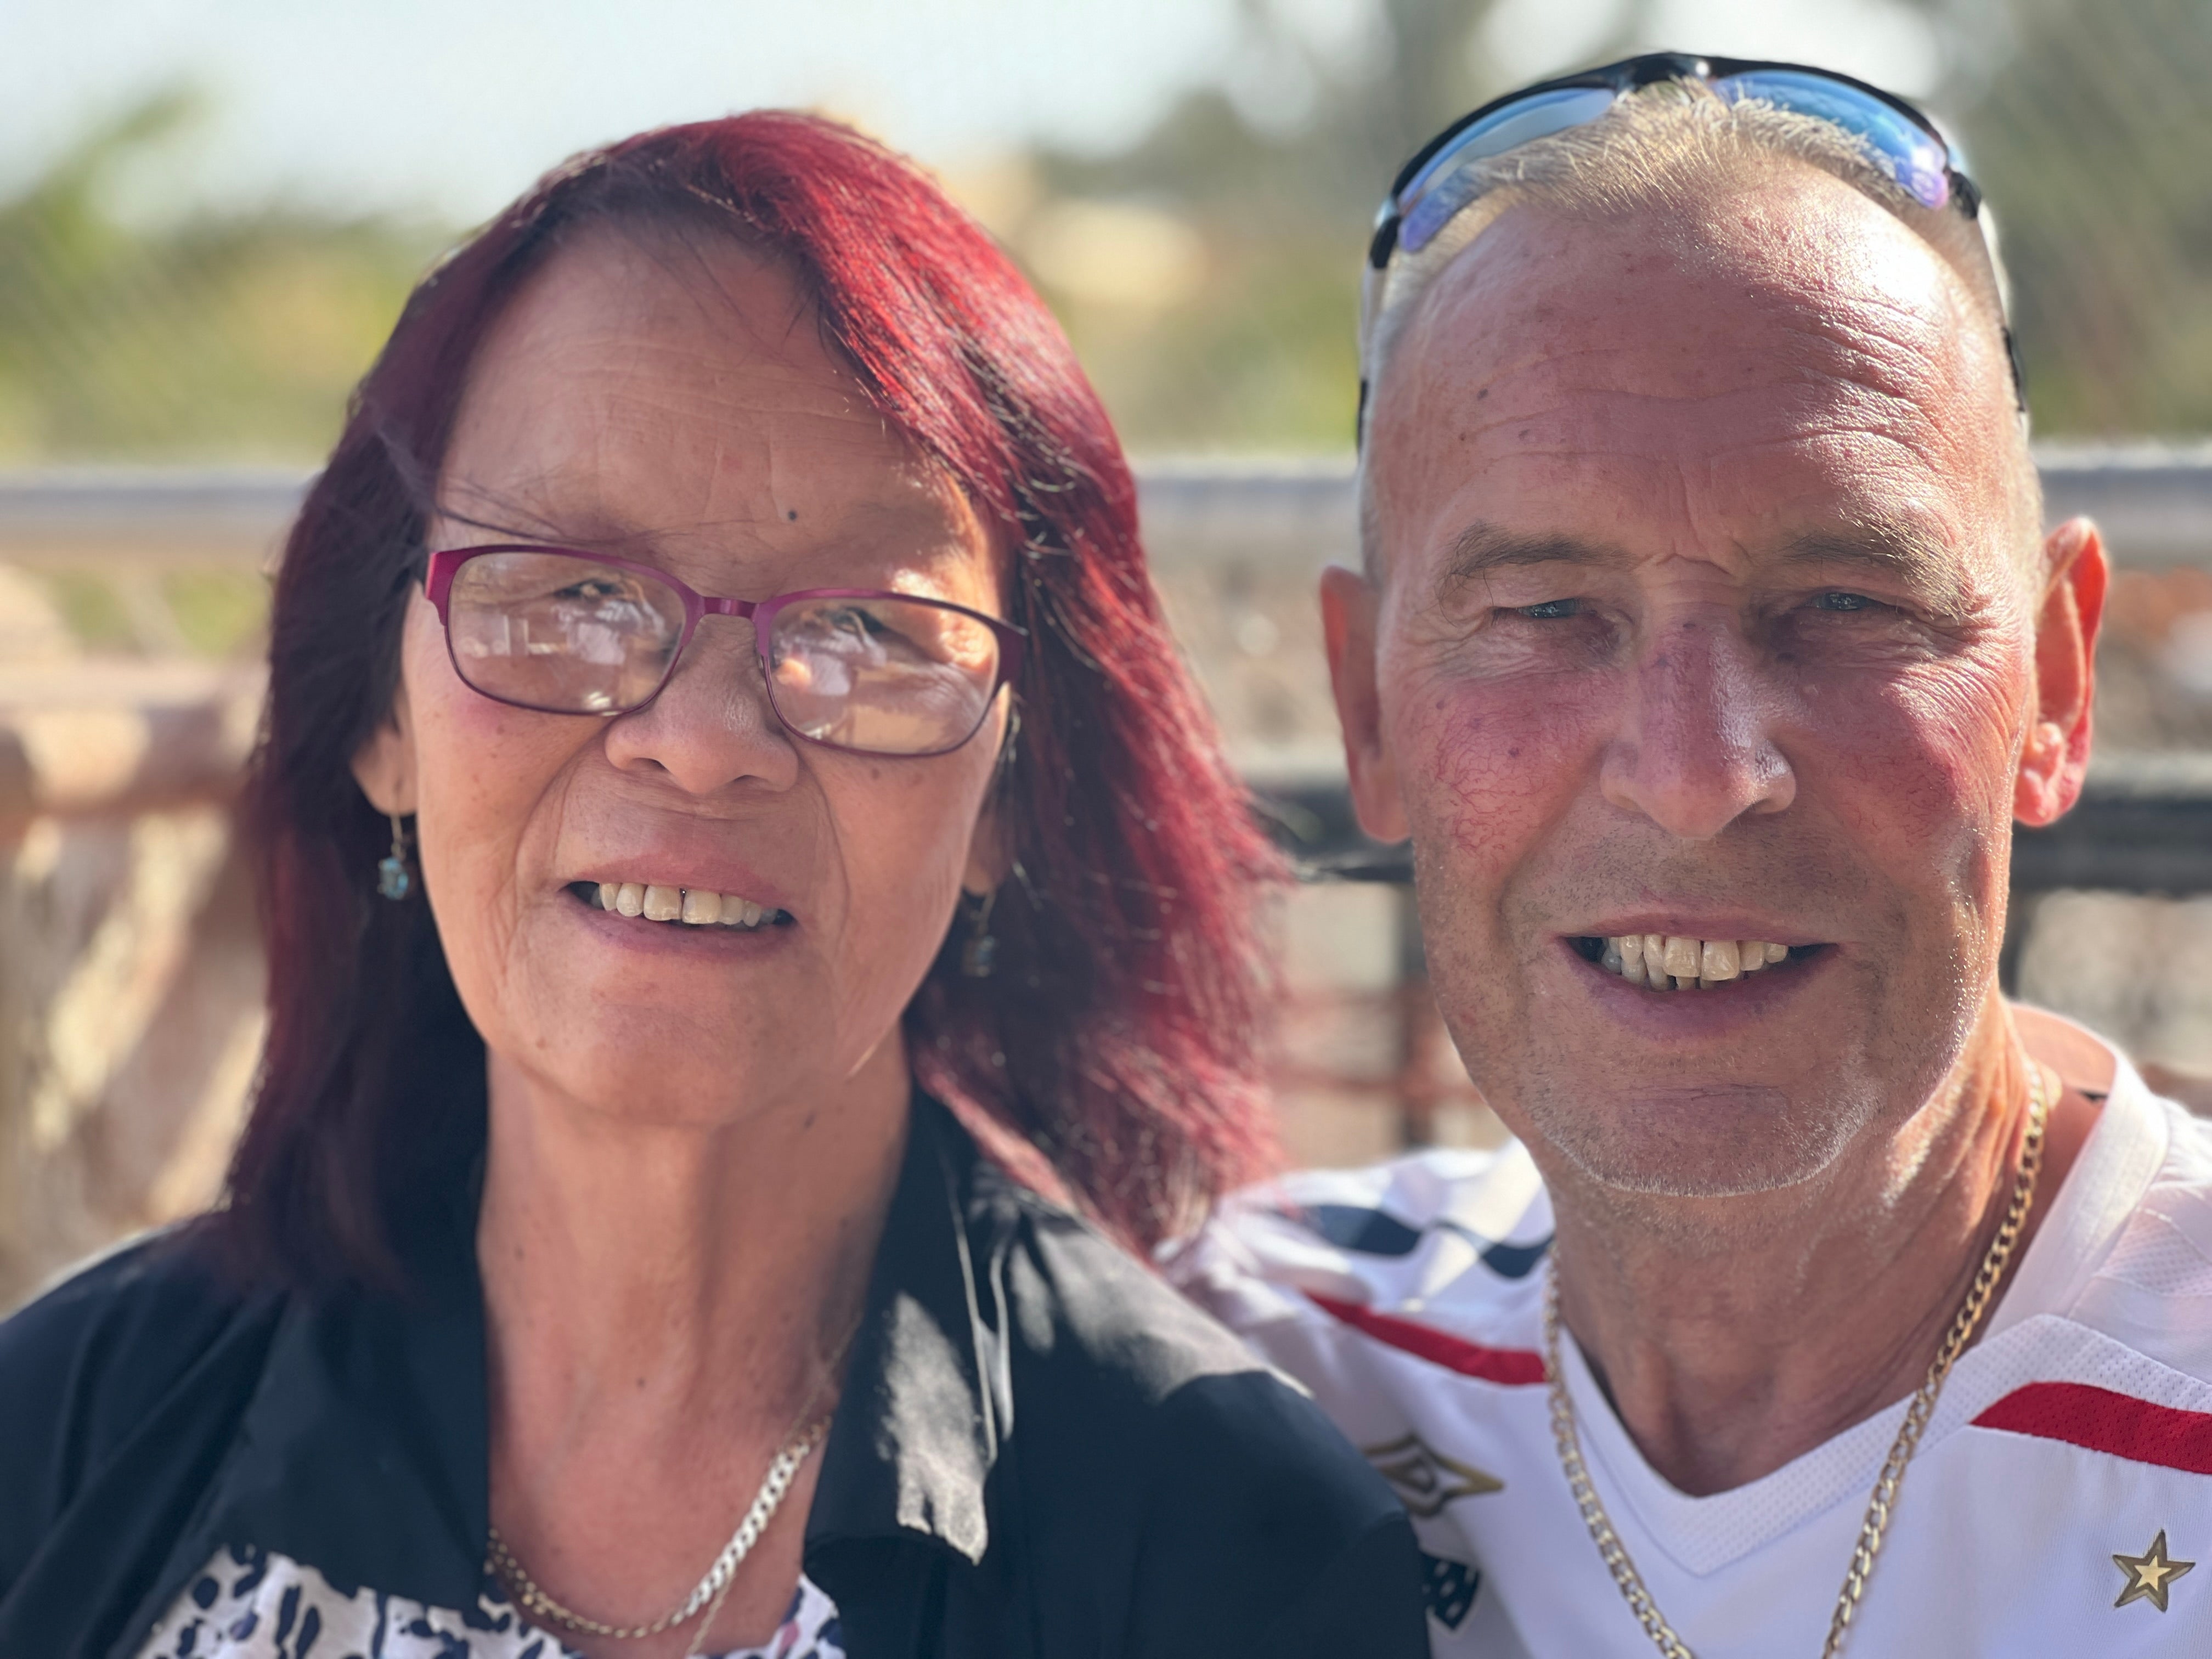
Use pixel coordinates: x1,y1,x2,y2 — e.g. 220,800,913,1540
1362,165,2033,1208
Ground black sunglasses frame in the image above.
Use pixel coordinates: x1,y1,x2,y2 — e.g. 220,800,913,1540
1357,50,2023,429
1368,52,1980,274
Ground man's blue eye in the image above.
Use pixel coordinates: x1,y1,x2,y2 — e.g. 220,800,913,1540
1517,599,1581,620
1813,591,1875,612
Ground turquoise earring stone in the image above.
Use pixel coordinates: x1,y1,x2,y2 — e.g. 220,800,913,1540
377,855,410,901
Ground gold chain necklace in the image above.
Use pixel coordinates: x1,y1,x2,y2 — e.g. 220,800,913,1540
488,1412,827,1641
488,1324,856,1645
1542,1062,2049,1659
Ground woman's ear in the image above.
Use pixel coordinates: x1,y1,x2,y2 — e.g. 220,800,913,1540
962,793,1008,897
350,680,420,817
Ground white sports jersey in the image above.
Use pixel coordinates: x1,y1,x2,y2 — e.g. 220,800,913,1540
1176,1047,2212,1656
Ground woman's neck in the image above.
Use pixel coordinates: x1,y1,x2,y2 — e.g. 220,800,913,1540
476,1035,909,1434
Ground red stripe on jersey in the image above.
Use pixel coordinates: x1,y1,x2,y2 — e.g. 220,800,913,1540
1307,1294,1547,1386
1972,1382,2212,1475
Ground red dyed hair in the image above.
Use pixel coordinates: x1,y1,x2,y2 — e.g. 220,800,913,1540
223,112,1283,1286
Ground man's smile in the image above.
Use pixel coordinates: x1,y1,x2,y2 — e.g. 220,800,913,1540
1570,931,1827,990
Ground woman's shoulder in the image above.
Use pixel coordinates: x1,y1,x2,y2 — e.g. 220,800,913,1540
0,1224,276,1567
985,1167,1402,1510
983,1175,1428,1655
0,1221,256,1386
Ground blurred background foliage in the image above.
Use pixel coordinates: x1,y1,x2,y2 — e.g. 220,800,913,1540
0,0,2207,465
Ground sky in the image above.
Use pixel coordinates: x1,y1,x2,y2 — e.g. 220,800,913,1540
1,0,1948,225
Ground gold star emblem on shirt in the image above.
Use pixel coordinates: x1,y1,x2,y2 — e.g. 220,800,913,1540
2113,1530,2196,1612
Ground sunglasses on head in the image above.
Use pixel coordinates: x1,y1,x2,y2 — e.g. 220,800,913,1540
1359,51,2019,419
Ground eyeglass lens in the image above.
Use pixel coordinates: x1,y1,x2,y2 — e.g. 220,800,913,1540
443,550,1004,756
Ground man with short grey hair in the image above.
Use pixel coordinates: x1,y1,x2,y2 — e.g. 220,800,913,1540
1178,53,2212,1656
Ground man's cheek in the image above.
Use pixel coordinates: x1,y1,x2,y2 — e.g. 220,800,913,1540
1388,673,1601,872
1812,658,2024,886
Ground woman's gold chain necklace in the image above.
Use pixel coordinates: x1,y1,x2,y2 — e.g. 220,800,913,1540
487,1326,856,1645
1541,1062,2050,1659
488,1412,827,1642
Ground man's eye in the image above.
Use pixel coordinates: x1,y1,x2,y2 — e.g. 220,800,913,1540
1515,598,1582,620
1811,591,1877,613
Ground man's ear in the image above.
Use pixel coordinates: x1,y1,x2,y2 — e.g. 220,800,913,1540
2015,516,2108,828
1319,563,1409,843
350,680,419,819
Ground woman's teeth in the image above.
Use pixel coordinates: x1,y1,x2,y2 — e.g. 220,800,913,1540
1596,933,1793,990
590,881,781,929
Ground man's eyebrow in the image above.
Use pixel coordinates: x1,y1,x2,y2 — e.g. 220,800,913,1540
1437,522,1633,588
1774,527,1971,609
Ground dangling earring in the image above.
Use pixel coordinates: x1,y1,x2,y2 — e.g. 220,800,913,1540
377,812,412,901
960,887,998,978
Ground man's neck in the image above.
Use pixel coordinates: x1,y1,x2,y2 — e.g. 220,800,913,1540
1547,997,2097,1497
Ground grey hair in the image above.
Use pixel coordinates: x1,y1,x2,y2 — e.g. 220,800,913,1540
1357,81,2039,575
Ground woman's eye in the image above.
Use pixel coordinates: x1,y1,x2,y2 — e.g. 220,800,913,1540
552,578,625,601
828,606,889,637
1514,598,1583,620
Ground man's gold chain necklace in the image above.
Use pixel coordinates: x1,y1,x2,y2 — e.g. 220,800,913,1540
1541,1061,2050,1659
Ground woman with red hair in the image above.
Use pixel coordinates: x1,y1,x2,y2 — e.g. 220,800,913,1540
0,116,1424,1657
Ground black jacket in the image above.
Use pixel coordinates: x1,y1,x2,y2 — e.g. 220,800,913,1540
0,1096,1427,1658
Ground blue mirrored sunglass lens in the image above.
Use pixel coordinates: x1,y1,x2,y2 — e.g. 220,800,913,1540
1398,86,1618,253
1714,71,1950,210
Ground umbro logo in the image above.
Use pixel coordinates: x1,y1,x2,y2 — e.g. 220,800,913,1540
1363,1430,1505,1518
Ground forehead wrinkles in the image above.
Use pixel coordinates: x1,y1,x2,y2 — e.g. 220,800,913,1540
445,232,938,545
1368,178,2017,571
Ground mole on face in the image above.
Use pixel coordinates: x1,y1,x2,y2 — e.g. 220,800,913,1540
786,508,799,521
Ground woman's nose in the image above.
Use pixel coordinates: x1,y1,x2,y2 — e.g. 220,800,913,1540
600,618,801,794
1599,620,1795,839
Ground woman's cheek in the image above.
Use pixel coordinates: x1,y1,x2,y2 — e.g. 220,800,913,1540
816,760,979,1026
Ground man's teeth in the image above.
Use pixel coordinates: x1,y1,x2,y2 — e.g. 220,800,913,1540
1599,933,1791,990
590,881,779,929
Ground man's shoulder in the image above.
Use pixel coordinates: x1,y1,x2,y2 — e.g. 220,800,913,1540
2055,1079,2212,1380
1171,1139,1554,1350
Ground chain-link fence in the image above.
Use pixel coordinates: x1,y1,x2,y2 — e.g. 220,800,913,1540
3,0,2210,1301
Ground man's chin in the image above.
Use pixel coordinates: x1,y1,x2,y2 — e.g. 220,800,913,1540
1525,1081,1859,1201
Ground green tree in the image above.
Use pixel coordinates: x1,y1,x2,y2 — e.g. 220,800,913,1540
0,92,437,461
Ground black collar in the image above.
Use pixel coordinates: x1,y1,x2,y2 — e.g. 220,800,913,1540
208,1093,1006,1608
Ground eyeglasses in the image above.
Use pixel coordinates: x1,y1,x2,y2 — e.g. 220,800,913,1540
422,545,1025,759
1361,52,2018,409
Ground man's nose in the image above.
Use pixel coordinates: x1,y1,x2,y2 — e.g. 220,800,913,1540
1599,620,1795,839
